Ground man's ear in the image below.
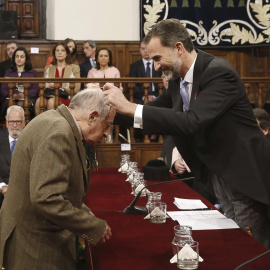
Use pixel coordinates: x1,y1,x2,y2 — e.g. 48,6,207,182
174,42,184,57
88,111,99,124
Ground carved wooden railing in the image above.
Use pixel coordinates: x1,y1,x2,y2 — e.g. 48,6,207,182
1,77,270,143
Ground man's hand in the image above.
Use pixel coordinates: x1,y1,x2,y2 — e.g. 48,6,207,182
148,95,155,102
174,159,187,174
98,224,112,245
103,83,137,117
0,185,8,196
88,210,95,216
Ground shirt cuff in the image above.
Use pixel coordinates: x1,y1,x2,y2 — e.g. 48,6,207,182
134,104,143,129
0,182,6,191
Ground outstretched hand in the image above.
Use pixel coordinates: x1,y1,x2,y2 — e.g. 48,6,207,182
103,83,137,117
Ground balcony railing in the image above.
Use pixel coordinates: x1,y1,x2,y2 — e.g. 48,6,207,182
1,77,269,144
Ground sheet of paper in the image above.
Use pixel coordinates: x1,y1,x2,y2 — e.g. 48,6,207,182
168,210,225,220
167,210,239,230
174,197,208,210
173,218,239,230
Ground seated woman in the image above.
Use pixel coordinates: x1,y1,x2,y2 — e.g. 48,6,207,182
65,38,79,65
87,48,123,90
1,47,39,116
35,42,80,115
46,38,78,66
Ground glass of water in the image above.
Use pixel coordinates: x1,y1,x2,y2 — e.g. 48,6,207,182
176,240,199,269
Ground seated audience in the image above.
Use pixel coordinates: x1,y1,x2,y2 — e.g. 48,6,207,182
35,42,80,115
0,105,25,208
253,107,270,138
1,47,39,116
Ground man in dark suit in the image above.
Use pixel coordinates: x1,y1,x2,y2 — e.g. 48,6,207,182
0,41,18,78
104,19,270,248
79,40,97,79
0,89,113,269
0,105,25,208
130,41,162,142
129,41,162,104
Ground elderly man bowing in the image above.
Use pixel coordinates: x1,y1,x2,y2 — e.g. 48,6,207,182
0,88,114,270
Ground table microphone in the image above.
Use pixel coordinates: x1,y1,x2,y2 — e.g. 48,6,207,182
123,177,195,215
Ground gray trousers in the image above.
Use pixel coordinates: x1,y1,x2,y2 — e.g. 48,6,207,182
212,174,270,249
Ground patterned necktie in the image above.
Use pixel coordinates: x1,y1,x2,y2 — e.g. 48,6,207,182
180,80,189,111
10,139,17,157
91,59,96,68
145,62,153,94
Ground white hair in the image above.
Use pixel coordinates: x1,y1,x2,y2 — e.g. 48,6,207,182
6,105,25,121
69,88,110,121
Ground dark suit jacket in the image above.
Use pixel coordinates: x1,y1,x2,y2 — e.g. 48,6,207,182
0,59,12,107
0,59,12,78
129,59,162,104
80,59,92,78
142,49,270,206
0,105,106,269
0,128,11,208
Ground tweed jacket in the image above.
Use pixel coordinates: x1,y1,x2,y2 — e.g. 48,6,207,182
0,105,106,270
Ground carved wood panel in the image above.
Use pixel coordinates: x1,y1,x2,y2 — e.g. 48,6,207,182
0,40,269,78
6,0,39,38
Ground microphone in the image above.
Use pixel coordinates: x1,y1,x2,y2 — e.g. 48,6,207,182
123,177,195,215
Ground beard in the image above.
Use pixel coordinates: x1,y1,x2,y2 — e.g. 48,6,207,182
164,58,182,80
9,129,22,139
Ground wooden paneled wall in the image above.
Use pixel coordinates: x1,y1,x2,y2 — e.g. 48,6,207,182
6,0,39,38
1,40,269,168
1,40,270,78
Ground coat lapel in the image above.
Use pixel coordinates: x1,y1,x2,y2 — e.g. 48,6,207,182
56,105,89,192
189,50,204,108
63,65,72,89
48,65,56,78
0,129,11,166
139,59,146,76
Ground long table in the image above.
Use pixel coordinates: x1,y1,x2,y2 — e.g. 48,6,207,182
85,168,270,270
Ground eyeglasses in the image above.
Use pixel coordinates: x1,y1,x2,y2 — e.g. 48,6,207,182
7,120,24,125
